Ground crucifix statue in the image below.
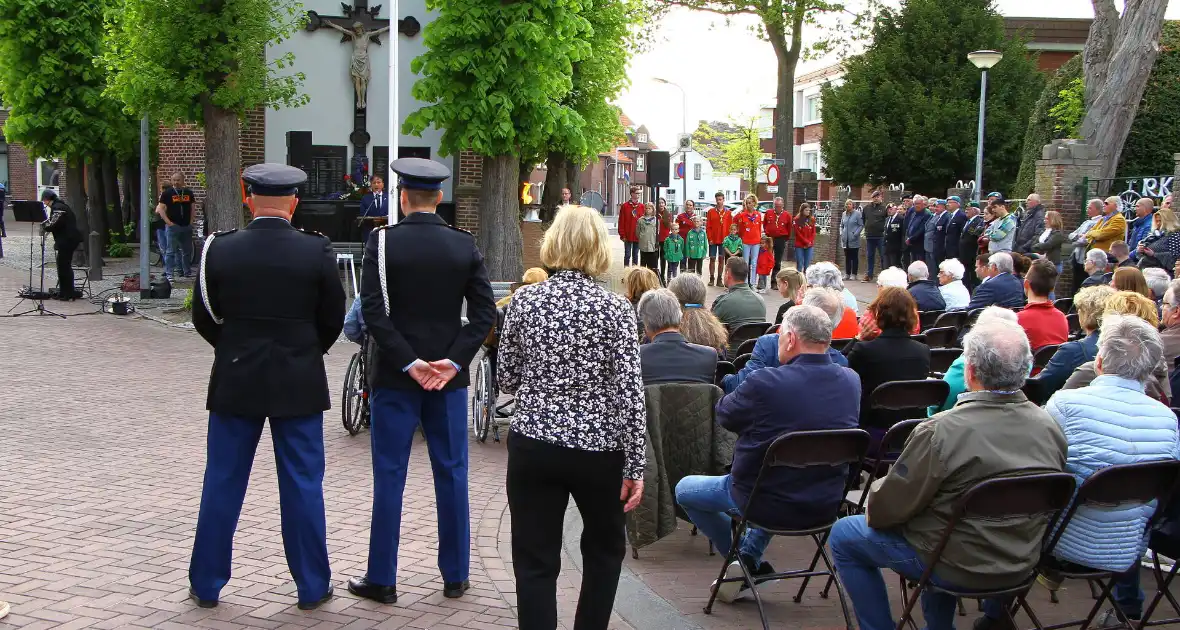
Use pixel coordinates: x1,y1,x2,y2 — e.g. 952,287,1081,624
324,20,388,110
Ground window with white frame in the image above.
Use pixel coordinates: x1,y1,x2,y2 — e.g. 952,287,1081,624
804,95,821,123
802,151,819,173
693,163,702,180
637,132,648,144
636,154,645,171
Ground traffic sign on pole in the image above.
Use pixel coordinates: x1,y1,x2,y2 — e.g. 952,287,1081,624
766,164,780,186
767,185,779,193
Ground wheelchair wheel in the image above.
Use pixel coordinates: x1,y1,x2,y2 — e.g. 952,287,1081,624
342,352,365,436
470,353,493,443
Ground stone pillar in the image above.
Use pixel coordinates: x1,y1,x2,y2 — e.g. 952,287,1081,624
946,187,972,202
1034,140,1103,298
784,170,818,267
828,185,850,271
1173,153,1180,200
455,150,483,235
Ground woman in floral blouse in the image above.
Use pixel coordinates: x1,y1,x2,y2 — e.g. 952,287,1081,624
497,205,646,630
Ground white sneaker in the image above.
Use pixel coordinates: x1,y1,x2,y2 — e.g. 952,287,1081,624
711,561,749,603
1142,550,1176,572
0,600,9,620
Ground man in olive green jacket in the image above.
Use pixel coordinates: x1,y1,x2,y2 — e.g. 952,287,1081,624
828,319,1067,630
710,256,766,328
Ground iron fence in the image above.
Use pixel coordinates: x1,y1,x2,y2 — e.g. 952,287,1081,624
1080,175,1173,221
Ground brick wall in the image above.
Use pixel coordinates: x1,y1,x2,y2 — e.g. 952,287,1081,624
800,123,824,145
455,149,483,235
1033,140,1103,298
155,106,267,218
2,109,39,202
240,107,265,169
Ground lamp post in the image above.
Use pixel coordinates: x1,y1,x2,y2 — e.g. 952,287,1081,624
653,77,688,209
968,50,1002,203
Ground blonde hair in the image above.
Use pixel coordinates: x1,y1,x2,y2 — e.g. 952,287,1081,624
1074,284,1117,332
744,193,758,206
540,205,612,277
776,268,805,296
521,267,549,285
1104,290,1160,328
622,266,661,304
1045,210,1063,230
1157,206,1180,232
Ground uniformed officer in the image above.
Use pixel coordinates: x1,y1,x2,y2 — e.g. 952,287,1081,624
348,158,496,604
189,163,345,611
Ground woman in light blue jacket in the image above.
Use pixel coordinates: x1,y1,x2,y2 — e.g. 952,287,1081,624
980,313,1180,625
839,200,864,281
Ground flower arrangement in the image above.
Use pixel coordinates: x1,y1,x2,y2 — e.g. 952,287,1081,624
343,162,371,201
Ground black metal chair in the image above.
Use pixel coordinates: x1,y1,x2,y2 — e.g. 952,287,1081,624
919,310,945,331
735,338,759,358
1140,525,1180,628
1033,344,1061,372
714,361,736,387
832,337,856,353
1022,377,1052,407
733,353,753,372
910,333,928,345
1054,297,1073,315
930,348,963,378
924,326,959,349
934,310,969,331
727,322,773,357
1033,460,1180,630
703,429,871,630
895,472,1078,630
1067,313,1081,337
868,380,951,424
966,307,987,328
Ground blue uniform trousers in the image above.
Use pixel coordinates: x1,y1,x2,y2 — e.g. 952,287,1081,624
367,387,470,586
189,412,330,603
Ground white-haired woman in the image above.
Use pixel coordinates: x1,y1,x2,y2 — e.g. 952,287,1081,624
857,267,920,341
937,259,970,309
498,205,646,630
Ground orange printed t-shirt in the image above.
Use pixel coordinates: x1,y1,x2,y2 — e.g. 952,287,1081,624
706,206,728,244
737,211,763,245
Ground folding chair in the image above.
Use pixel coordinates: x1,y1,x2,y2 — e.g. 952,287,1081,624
703,428,871,630
1067,313,1081,337
714,361,736,387
733,353,752,372
910,333,928,345
1033,344,1061,372
735,338,759,358
866,380,950,433
895,472,1078,630
1054,297,1073,315
924,326,959,349
919,310,945,331
832,337,855,353
929,348,963,378
934,310,969,331
728,322,773,357
966,307,986,328
1140,527,1180,628
1035,460,1180,630
1022,377,1052,407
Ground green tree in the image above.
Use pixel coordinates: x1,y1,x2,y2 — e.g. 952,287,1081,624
665,0,873,172
1011,55,1081,198
719,118,768,192
0,0,139,254
104,0,308,233
820,0,1042,194
405,0,592,281
691,120,743,163
540,0,647,221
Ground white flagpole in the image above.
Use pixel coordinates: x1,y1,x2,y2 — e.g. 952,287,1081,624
387,0,399,225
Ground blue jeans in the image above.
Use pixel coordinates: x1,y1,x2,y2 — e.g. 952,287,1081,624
830,515,961,630
742,244,759,285
155,227,168,259
624,241,639,267
166,224,193,278
675,474,773,566
866,237,884,277
796,247,814,272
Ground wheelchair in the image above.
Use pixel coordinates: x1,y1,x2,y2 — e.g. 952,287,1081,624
471,308,513,443
342,333,373,436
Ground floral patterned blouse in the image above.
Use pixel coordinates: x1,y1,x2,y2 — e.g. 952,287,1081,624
497,270,647,479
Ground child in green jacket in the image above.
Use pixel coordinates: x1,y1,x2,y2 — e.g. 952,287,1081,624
723,224,743,259
663,230,685,280
685,217,708,275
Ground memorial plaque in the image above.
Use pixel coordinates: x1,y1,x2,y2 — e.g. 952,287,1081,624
398,146,430,160
373,146,389,183
308,145,348,199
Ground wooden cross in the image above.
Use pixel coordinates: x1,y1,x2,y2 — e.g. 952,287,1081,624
305,1,420,41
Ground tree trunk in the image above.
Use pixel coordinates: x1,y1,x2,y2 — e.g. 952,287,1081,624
122,159,139,229
202,102,243,233
66,159,88,265
540,151,567,222
85,157,108,258
102,153,122,239
1083,0,1119,111
478,155,524,282
766,8,803,174
565,158,579,203
1080,0,1168,180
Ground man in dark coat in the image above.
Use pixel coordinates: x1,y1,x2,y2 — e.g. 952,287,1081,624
906,261,946,312
924,199,949,269
40,189,83,300
959,202,986,291
905,196,930,268
351,158,497,605
638,288,718,385
944,196,967,264
862,189,889,280
1013,194,1046,254
190,163,346,611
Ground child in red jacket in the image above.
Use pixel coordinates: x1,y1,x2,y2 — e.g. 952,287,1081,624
756,235,775,293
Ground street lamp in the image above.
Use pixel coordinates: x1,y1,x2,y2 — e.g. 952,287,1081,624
653,77,688,208
968,50,1002,203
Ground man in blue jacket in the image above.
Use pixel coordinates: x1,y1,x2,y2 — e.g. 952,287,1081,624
924,199,949,268
966,252,1026,311
905,195,931,268
722,287,849,393
907,261,946,312
943,197,966,263
677,305,861,604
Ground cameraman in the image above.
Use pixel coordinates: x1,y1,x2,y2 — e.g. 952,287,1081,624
41,189,82,300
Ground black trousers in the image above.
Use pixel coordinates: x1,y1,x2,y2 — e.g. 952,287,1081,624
686,257,703,275
1072,259,1087,296
56,241,79,297
639,250,659,274
771,236,788,285
507,432,626,630
886,247,903,270
844,247,859,276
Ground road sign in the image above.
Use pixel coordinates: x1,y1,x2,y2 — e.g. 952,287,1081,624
766,164,780,186
676,162,686,179
767,185,779,193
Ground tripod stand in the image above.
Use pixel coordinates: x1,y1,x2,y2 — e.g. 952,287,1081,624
8,200,64,318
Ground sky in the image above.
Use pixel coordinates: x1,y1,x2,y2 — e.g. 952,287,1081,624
617,0,1180,149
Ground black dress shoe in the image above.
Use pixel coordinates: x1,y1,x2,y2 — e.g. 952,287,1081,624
297,584,334,611
443,580,470,598
347,576,397,604
189,588,217,609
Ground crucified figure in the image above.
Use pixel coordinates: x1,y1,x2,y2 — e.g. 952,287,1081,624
325,20,390,110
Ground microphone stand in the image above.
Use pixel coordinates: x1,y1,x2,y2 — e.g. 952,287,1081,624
9,223,65,318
